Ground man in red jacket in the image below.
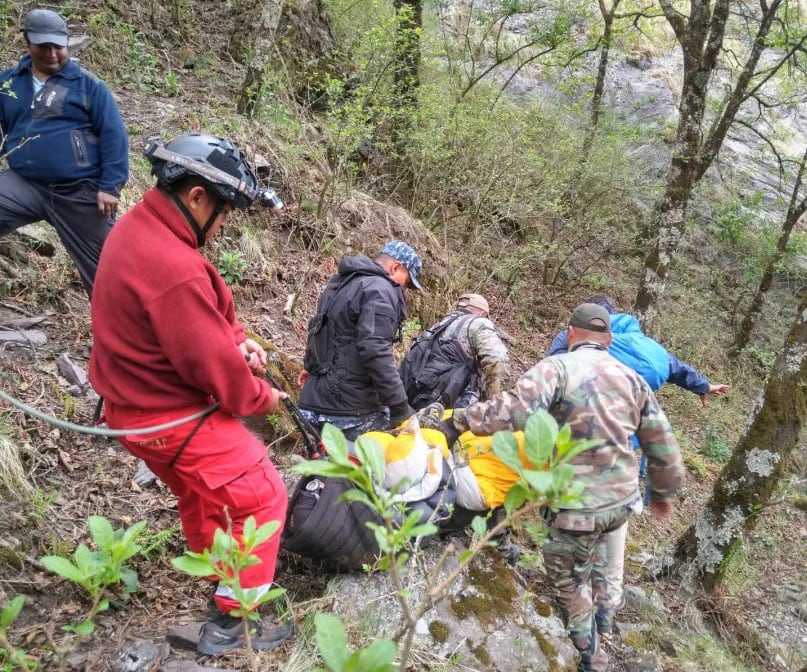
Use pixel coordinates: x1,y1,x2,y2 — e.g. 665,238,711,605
89,133,290,655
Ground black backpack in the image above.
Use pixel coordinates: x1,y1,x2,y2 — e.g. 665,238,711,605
399,314,478,411
282,475,383,570
303,272,358,376
282,465,459,571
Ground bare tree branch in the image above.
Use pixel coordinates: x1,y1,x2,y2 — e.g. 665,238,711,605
658,0,687,40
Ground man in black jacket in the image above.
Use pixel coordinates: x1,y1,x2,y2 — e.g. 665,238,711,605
297,241,422,440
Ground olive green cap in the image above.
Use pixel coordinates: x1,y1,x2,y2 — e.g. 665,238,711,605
569,303,611,333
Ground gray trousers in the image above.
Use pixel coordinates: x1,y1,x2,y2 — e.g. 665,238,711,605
0,169,114,295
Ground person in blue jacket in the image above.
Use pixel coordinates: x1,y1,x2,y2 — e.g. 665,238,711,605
546,295,730,405
0,9,129,295
544,294,729,635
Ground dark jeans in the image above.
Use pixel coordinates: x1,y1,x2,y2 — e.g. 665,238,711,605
0,169,115,295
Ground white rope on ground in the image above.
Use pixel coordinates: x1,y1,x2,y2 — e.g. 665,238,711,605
0,389,219,436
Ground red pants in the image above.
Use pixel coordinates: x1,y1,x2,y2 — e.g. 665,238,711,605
105,403,287,613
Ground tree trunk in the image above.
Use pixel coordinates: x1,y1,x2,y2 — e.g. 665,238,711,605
393,0,422,103
580,0,618,159
233,0,285,117
272,0,335,109
391,0,422,144
632,0,796,330
633,59,708,330
674,290,807,592
732,145,807,356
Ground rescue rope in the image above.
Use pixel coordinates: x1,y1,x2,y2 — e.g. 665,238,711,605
0,388,219,437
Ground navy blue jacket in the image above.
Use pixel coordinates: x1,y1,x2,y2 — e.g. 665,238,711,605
546,313,710,395
300,255,409,415
0,55,128,195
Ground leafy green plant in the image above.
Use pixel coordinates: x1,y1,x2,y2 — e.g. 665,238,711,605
106,23,162,92
216,250,248,285
685,451,709,477
138,522,180,561
172,516,285,672
0,596,38,671
264,414,282,431
163,71,179,96
313,612,396,672
59,392,76,421
41,517,146,634
27,489,58,523
294,410,593,670
399,318,421,343
701,425,732,463
712,193,764,247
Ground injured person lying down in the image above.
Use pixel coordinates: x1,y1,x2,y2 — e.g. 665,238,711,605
281,413,531,570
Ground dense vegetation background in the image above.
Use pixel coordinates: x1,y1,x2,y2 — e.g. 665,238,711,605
0,0,806,670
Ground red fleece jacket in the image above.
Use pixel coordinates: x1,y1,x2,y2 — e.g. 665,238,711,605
89,188,278,416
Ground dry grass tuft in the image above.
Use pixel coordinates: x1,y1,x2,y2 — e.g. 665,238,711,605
0,432,34,500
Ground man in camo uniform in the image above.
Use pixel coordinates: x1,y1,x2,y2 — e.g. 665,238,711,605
449,302,684,672
432,293,510,405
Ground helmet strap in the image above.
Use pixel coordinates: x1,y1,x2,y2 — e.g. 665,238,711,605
168,192,222,247
199,204,224,245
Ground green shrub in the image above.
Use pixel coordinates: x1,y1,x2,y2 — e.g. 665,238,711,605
41,517,146,634
0,595,38,670
216,250,248,285
701,425,732,463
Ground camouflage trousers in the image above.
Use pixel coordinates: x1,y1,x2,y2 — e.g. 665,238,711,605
542,504,634,672
298,408,390,442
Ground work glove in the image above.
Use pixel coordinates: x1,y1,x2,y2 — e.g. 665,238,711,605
416,402,461,446
415,402,445,430
389,401,415,428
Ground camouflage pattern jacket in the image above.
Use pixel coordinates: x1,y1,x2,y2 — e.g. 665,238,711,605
457,342,683,513
438,310,511,398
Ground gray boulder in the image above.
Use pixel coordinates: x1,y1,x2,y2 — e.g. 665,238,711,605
325,544,576,671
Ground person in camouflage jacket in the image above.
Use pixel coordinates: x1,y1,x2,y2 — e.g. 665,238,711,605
451,302,684,672
432,293,511,405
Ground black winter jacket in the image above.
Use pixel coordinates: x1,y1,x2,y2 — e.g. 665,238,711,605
300,255,408,415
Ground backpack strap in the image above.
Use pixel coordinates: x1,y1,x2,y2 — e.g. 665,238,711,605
423,311,477,345
435,312,480,359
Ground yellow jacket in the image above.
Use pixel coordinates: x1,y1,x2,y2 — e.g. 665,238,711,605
360,419,531,510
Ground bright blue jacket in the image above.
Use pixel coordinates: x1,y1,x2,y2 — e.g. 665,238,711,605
0,55,128,195
546,313,709,395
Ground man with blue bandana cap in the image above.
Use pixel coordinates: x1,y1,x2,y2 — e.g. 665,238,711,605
380,240,422,290
297,240,423,439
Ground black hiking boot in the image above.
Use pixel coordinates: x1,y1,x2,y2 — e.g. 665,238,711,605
488,508,522,566
196,612,292,655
